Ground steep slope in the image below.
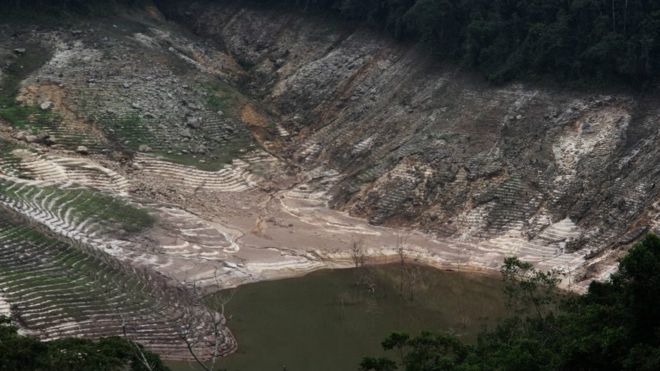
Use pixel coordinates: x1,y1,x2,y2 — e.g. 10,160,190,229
159,0,660,271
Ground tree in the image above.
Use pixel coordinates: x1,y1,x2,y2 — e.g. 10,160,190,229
0,316,169,371
176,270,236,371
120,314,163,371
500,256,563,319
361,234,660,371
395,233,407,297
152,0,660,86
394,233,423,301
351,239,366,270
360,332,468,371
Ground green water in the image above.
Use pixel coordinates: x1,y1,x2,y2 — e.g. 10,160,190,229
168,265,510,371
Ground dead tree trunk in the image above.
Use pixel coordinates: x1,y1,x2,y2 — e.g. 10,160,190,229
176,270,236,371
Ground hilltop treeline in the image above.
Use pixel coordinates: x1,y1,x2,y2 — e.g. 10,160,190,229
244,0,659,85
6,0,659,86
0,0,146,16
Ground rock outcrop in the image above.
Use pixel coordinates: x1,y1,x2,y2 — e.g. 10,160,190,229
160,0,660,259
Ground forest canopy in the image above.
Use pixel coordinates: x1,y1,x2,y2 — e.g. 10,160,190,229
0,317,169,371
4,0,659,86
0,0,147,17
243,0,660,86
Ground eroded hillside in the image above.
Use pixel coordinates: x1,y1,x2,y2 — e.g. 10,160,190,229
159,2,660,270
0,0,659,359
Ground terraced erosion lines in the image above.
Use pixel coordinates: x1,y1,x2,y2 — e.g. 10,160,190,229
10,149,130,194
0,177,152,237
134,151,273,193
0,209,235,360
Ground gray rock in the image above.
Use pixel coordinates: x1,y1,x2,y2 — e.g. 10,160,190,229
38,134,56,146
25,135,38,143
40,101,53,111
180,128,192,138
13,48,26,55
76,145,90,155
12,131,27,141
186,116,202,129
138,144,152,152
193,144,208,154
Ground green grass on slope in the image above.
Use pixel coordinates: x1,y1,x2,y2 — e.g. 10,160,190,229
0,101,58,133
0,179,156,235
0,213,164,329
0,43,56,132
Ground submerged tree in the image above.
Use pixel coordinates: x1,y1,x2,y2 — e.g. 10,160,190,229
500,257,563,319
361,234,660,371
176,269,236,371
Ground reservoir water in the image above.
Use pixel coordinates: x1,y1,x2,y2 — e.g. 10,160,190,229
169,264,510,370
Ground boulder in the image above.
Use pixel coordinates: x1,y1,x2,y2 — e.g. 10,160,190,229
186,116,202,129
180,128,192,138
76,145,90,155
138,144,152,152
12,131,27,141
37,133,56,146
13,48,26,55
40,101,53,111
193,144,208,154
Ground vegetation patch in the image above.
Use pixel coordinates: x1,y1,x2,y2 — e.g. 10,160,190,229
0,0,151,23
0,43,51,96
201,80,241,116
99,111,254,171
0,317,169,371
362,234,660,371
153,135,253,172
0,140,29,178
0,44,55,132
99,114,157,152
0,101,58,133
0,180,156,234
71,188,156,234
205,0,660,87
0,215,169,370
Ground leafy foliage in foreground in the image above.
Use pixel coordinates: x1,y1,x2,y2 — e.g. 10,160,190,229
0,316,169,371
362,234,660,371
